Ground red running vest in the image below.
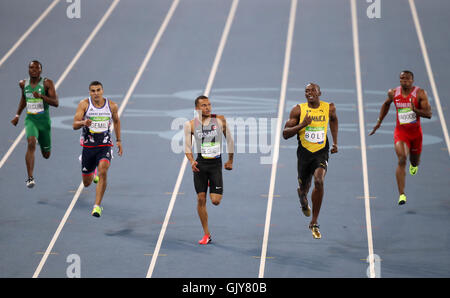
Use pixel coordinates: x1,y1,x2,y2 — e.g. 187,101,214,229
393,86,422,135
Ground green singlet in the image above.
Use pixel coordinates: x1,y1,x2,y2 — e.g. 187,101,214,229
23,77,52,152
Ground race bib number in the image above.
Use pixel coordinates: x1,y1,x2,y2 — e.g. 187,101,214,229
304,126,325,143
89,116,110,133
26,98,44,114
201,142,220,159
398,108,417,125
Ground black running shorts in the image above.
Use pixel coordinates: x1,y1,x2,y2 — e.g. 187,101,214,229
81,146,112,176
193,159,223,195
297,146,329,186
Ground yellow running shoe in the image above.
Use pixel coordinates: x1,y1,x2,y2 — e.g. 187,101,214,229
92,205,103,217
302,204,311,217
409,164,418,176
300,198,311,217
309,223,321,239
398,194,407,205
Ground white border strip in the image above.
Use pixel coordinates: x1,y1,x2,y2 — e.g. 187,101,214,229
350,0,376,278
32,0,123,278
0,0,60,68
0,0,120,170
145,0,240,278
409,0,450,156
258,0,297,278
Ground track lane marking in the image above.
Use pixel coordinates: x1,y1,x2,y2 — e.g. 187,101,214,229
145,0,240,278
409,0,450,156
0,0,60,68
350,0,376,278
258,0,297,278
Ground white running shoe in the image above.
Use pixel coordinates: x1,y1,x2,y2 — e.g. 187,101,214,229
26,177,35,188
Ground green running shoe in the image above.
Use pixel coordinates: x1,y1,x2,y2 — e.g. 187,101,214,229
92,205,103,217
93,168,99,183
398,194,407,205
409,164,418,176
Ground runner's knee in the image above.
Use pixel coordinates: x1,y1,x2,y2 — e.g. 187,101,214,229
98,168,108,179
211,194,222,206
83,177,92,187
314,177,324,190
398,155,407,166
27,138,36,151
298,178,311,193
297,187,307,198
197,193,207,205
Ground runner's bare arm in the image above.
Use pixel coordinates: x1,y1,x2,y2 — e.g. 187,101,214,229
184,120,194,160
184,120,199,172
412,89,432,119
283,105,309,140
218,115,233,170
329,103,338,154
11,80,26,126
38,79,58,107
110,101,123,156
369,89,394,136
73,99,90,130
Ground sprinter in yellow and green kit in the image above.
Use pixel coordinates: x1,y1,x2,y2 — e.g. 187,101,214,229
11,61,59,188
283,83,338,239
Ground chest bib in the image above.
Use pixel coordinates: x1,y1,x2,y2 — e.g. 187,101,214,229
298,101,330,153
194,115,222,160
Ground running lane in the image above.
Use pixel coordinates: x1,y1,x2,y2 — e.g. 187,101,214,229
265,0,371,277
41,0,240,277
0,0,116,278
359,0,450,277
151,0,292,278
0,0,174,277
0,0,54,60
0,0,111,159
32,0,178,278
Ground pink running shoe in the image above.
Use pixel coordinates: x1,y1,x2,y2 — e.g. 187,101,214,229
198,234,211,245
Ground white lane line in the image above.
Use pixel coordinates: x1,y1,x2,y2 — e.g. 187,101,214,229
145,0,240,278
118,0,180,116
32,181,84,278
0,130,27,169
0,0,60,170
350,0,376,278
0,0,120,170
203,0,239,97
32,0,123,278
409,0,450,157
0,0,60,68
258,0,297,279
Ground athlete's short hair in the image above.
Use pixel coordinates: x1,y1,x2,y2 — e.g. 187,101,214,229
195,95,209,107
306,82,321,93
400,70,414,79
29,60,42,70
89,81,103,89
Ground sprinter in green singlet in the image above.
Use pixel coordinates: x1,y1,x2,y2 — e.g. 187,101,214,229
11,61,58,188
